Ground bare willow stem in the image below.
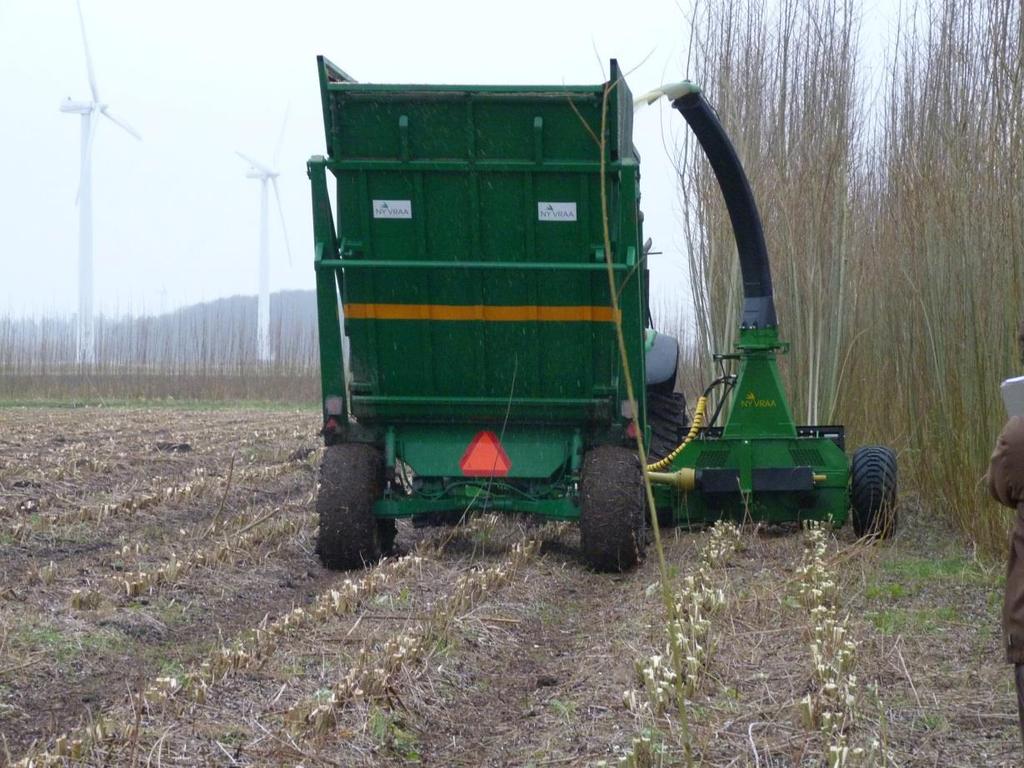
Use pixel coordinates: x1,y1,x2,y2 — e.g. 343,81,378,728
598,79,695,767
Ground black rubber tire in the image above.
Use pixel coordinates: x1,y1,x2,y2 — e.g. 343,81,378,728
579,446,646,572
412,510,466,528
850,446,898,538
316,444,384,570
377,519,398,555
646,390,690,463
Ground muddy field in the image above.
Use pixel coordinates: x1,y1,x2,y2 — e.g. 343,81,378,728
0,406,1018,766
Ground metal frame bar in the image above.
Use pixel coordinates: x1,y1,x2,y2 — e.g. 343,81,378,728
315,259,628,272
374,496,579,520
326,159,624,173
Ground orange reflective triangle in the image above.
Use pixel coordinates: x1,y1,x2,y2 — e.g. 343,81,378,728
459,431,512,477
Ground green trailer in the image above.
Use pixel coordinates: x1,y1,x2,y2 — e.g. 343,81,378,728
307,59,897,573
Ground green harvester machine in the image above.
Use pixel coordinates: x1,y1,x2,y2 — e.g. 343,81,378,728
307,57,898,572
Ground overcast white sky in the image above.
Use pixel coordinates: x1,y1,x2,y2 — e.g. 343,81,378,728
0,0,698,319
0,0,897,320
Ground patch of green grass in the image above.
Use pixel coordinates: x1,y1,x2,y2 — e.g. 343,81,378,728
139,597,189,625
868,605,962,635
12,620,128,662
988,590,1003,611
311,688,334,704
865,582,910,601
535,597,580,628
373,585,413,610
882,555,995,586
917,712,948,731
548,698,577,723
157,659,187,678
368,707,421,762
862,553,1002,624
0,683,16,717
688,703,710,722
272,659,310,678
213,727,249,748
430,633,458,657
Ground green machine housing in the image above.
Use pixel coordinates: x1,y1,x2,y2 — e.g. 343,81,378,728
308,58,898,572
644,86,896,536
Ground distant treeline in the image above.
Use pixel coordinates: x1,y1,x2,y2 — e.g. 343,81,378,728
0,290,320,401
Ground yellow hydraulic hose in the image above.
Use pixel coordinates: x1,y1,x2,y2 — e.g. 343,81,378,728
646,395,708,472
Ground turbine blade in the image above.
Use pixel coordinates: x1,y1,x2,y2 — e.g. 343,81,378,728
271,177,293,266
76,109,99,204
76,0,100,102
273,105,290,168
101,107,141,140
235,151,273,176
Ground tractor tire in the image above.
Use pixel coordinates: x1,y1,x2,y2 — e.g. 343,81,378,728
316,443,384,570
646,390,689,463
579,446,646,572
850,446,898,538
377,519,398,555
412,510,466,528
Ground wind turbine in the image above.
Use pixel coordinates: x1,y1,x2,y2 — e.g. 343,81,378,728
60,0,141,366
237,117,292,364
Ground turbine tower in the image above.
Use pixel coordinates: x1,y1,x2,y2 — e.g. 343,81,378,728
60,0,141,365
237,121,291,364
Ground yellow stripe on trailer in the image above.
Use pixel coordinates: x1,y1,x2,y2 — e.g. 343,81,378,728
343,303,621,323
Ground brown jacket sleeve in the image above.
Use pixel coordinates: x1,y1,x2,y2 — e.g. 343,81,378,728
988,416,1024,508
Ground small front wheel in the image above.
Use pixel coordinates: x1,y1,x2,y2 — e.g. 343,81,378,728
316,444,384,569
850,446,898,538
579,446,646,572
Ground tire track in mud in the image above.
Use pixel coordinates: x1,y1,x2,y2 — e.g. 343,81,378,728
324,526,795,768
392,530,703,767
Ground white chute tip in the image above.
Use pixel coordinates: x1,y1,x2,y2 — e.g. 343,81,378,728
633,81,701,109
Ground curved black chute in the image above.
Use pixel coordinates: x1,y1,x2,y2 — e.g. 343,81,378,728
672,92,777,329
